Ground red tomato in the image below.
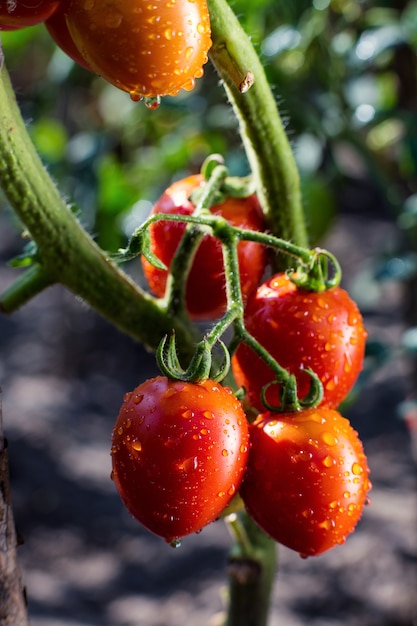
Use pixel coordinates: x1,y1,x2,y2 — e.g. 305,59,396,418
45,8,93,71
232,273,367,411
0,0,59,28
142,174,268,320
240,407,371,556
63,0,212,100
111,376,249,543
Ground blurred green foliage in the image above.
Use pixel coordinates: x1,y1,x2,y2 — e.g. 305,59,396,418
1,0,417,252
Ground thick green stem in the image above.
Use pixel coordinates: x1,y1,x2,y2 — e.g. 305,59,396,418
208,0,308,248
0,63,198,353
225,512,277,626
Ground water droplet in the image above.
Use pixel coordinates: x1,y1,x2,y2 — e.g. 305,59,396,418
131,440,142,452
322,455,334,468
169,538,182,548
352,462,363,475
325,379,336,391
365,496,371,506
328,313,337,324
117,426,123,435
144,96,161,109
182,77,196,91
228,485,236,496
185,46,194,60
110,470,115,481
321,432,338,446
319,519,335,530
123,391,132,403
177,456,198,472
240,444,248,454
343,491,351,499
204,411,214,420
329,500,339,509
182,409,194,419
200,428,209,435
301,508,314,518
133,393,143,405
222,449,229,457
130,90,143,102
218,491,225,497
197,22,206,34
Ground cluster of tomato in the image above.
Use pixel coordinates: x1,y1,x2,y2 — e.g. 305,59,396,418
1,0,212,102
111,175,371,558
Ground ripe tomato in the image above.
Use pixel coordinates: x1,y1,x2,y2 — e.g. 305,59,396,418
240,407,371,556
45,8,93,72
111,376,249,543
232,273,367,411
141,174,268,320
0,0,59,28
62,0,212,100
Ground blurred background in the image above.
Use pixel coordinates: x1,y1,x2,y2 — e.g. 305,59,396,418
1,0,417,624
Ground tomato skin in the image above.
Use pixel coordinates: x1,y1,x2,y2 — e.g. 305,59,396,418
232,273,367,411
0,0,59,28
45,8,93,71
111,376,249,542
142,174,268,320
63,0,212,100
240,407,371,556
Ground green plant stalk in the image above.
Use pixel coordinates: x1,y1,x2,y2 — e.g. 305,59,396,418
0,63,199,353
207,0,308,249
225,513,277,626
164,164,229,317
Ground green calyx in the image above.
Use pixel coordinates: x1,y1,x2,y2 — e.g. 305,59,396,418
288,247,342,293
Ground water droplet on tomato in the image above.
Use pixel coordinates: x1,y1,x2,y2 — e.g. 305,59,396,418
169,538,182,548
204,411,214,420
117,426,123,435
182,409,194,419
129,90,143,102
318,519,335,530
110,470,115,481
144,96,161,109
325,379,336,391
321,432,338,446
133,393,143,405
222,449,229,457
343,491,351,498
131,440,142,452
322,455,334,468
352,462,363,475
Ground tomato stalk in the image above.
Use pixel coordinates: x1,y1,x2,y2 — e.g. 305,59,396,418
207,0,308,251
0,62,200,354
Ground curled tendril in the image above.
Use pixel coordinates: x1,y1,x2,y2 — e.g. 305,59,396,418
259,369,323,413
110,227,167,269
156,332,231,384
298,368,324,408
201,154,226,181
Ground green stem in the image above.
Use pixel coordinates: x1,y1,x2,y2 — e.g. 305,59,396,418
208,0,308,248
0,63,199,353
225,512,277,626
164,164,228,316
0,264,55,313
